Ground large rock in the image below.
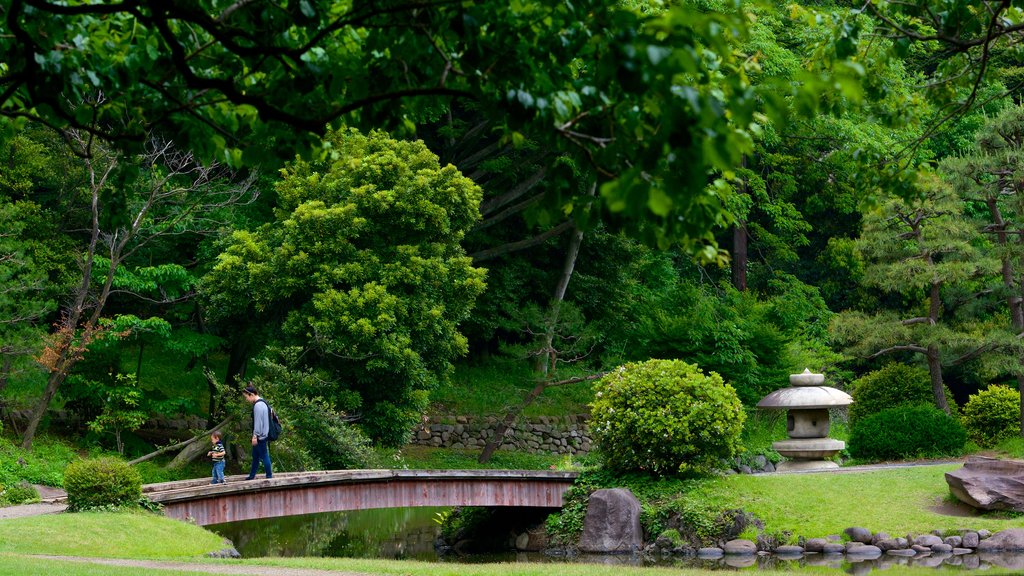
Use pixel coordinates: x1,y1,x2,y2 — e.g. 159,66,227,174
723,539,757,555
578,488,643,553
977,528,1024,552
945,456,1024,511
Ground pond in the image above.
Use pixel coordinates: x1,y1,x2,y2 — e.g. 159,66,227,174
208,507,1024,572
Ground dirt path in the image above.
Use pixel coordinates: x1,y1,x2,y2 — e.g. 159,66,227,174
28,555,371,576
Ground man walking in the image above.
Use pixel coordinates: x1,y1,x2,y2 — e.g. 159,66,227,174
243,384,273,479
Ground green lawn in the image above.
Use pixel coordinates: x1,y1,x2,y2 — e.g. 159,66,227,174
0,512,226,559
681,464,1022,539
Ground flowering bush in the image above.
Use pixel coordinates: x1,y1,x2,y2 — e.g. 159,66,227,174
590,359,745,476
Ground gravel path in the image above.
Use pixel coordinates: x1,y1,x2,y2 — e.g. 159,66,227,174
0,484,68,519
28,555,370,576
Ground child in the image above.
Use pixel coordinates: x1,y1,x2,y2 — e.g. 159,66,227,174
208,431,226,484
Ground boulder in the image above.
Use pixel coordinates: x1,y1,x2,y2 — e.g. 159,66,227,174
697,547,724,558
844,527,873,544
822,543,845,554
803,537,828,552
913,534,943,547
962,531,980,548
945,456,1024,511
723,539,756,555
578,488,643,553
977,528,1024,552
776,545,804,555
875,538,903,551
846,545,882,558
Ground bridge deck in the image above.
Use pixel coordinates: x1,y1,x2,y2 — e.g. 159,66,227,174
145,469,578,526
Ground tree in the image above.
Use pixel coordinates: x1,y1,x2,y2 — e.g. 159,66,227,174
202,129,486,446
944,104,1024,435
0,0,838,253
85,372,148,455
21,133,256,449
831,175,996,413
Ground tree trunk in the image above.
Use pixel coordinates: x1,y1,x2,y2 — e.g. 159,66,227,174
21,352,73,449
982,198,1024,436
926,343,950,414
128,416,232,466
225,338,250,389
478,381,548,464
166,430,220,469
535,225,585,375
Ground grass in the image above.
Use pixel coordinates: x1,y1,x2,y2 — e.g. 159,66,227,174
0,512,226,559
431,358,595,420
394,445,570,470
673,463,1021,540
0,555,227,576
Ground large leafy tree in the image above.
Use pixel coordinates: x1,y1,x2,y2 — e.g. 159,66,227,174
202,129,486,446
0,0,837,253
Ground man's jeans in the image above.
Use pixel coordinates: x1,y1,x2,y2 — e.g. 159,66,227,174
247,438,273,479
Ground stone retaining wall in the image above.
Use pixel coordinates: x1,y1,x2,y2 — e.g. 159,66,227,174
411,415,593,455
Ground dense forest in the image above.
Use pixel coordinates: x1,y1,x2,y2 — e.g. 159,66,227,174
2,0,1023,470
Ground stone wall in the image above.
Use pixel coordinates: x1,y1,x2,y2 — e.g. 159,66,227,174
411,415,592,455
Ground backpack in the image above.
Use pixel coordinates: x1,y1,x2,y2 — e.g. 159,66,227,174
256,399,283,441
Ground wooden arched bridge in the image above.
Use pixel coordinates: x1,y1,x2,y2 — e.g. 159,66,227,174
144,469,578,526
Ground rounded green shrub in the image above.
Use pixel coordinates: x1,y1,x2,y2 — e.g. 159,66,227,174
849,363,956,422
64,457,142,511
848,404,966,461
0,481,39,506
962,385,1020,447
590,359,745,475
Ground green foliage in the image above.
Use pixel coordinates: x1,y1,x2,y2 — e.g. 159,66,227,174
544,481,596,545
590,359,745,475
619,256,834,405
204,129,486,446
85,373,149,455
848,405,967,461
437,506,494,543
0,435,78,488
63,457,142,512
849,363,955,423
0,0,873,256
962,385,1021,448
0,481,39,507
432,358,594,419
247,353,381,471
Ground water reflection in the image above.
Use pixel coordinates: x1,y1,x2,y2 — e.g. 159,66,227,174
210,509,1024,573
209,507,448,560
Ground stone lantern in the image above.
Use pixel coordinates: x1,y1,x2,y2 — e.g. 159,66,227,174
756,369,852,472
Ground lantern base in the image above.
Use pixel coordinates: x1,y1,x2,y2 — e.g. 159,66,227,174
775,459,840,472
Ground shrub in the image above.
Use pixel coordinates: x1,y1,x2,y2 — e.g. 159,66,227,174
849,363,956,422
848,404,966,461
0,481,39,506
64,457,142,511
590,359,745,475
962,385,1020,447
